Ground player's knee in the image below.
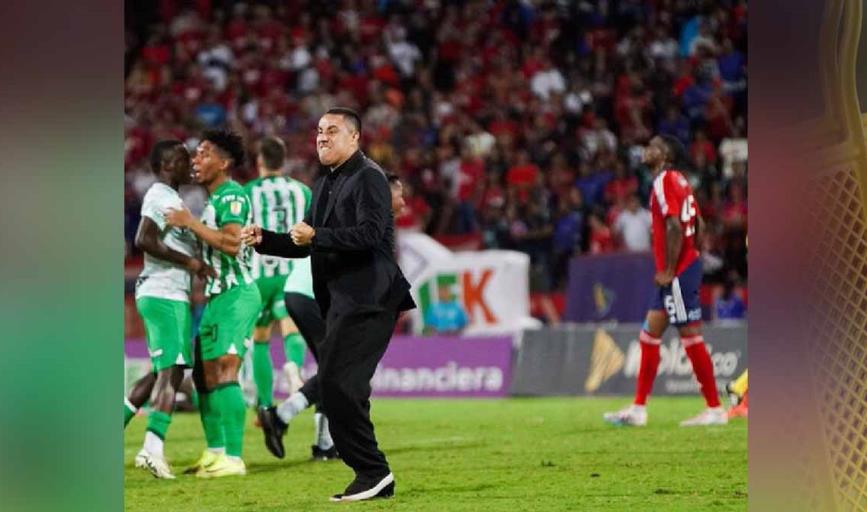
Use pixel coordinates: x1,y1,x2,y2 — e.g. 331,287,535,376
203,371,220,390
280,317,298,336
216,355,240,380
679,330,704,348
253,326,272,342
678,323,702,339
169,366,184,387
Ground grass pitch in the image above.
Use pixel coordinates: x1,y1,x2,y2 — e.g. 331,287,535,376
125,397,747,511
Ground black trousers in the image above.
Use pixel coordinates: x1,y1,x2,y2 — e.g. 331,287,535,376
318,306,398,480
283,292,324,410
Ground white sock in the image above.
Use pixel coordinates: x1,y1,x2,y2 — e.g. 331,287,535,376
631,404,646,412
143,431,164,458
277,392,309,424
227,455,242,463
207,447,225,455
314,412,334,450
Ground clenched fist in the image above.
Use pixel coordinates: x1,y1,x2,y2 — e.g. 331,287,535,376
240,224,263,246
290,222,315,246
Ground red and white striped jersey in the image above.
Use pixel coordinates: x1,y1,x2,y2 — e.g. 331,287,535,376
648,169,700,275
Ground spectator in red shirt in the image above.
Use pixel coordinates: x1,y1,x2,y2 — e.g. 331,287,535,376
588,211,615,254
394,181,432,232
604,161,638,206
690,128,718,166
453,145,485,233
506,150,540,204
721,180,748,230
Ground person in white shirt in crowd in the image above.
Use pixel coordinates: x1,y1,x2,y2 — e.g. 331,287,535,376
614,194,652,252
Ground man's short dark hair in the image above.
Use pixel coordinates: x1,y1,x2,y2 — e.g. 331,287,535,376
659,134,686,167
326,107,362,134
202,129,245,167
149,139,184,173
259,136,286,171
386,173,401,186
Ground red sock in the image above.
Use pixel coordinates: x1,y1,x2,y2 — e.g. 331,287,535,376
634,330,661,406
682,335,721,408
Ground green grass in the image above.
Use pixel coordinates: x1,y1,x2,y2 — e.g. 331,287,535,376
125,397,747,511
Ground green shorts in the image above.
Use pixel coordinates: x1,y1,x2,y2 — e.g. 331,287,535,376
136,297,192,372
254,275,289,327
199,284,262,361
284,256,314,299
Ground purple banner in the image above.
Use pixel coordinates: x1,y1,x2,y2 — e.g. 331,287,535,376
125,335,514,398
565,252,655,323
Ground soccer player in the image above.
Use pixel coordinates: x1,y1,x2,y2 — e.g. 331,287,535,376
165,130,262,477
245,136,312,410
128,140,214,478
603,135,727,427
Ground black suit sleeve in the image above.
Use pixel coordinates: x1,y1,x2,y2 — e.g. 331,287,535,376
312,168,390,252
256,228,311,258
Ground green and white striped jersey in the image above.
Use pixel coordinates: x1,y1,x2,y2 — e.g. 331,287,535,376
244,175,312,279
201,180,255,297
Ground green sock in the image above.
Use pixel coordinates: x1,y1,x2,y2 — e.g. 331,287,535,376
214,383,246,458
146,410,172,440
252,342,274,407
198,391,224,450
124,400,136,428
284,333,306,368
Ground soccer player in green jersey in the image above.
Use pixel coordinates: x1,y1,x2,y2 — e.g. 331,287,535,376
128,140,214,479
244,137,313,410
166,130,262,478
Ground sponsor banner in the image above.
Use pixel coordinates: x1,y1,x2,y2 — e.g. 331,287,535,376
565,252,656,323
510,323,746,396
398,231,538,335
126,335,514,399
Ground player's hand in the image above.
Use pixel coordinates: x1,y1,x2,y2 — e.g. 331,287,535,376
165,207,194,228
291,222,315,246
654,270,675,286
199,264,217,279
187,258,217,279
240,224,263,246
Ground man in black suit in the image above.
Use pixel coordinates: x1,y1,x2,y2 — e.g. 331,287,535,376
259,173,409,463
240,108,414,502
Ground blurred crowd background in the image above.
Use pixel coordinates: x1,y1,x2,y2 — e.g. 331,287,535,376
124,0,748,327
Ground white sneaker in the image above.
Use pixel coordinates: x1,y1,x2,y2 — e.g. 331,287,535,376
133,448,148,469
283,362,304,395
680,407,728,427
603,405,647,426
138,449,176,479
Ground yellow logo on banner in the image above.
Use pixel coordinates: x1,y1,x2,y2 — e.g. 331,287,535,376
592,283,615,318
584,329,624,393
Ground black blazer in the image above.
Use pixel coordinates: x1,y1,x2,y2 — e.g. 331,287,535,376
256,150,415,317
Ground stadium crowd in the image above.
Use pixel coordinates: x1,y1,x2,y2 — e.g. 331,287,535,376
124,0,747,307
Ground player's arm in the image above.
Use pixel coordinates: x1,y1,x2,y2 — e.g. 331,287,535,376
189,220,243,257
165,207,243,257
663,216,683,275
694,214,705,250
134,216,209,274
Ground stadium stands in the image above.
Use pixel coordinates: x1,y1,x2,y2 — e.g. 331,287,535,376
124,0,747,324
